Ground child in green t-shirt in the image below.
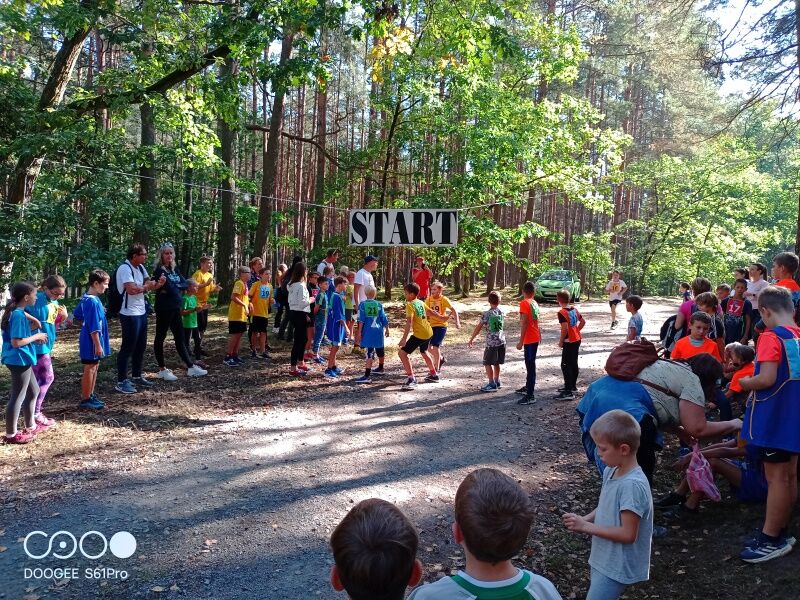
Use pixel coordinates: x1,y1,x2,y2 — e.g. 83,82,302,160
181,281,207,364
345,271,356,346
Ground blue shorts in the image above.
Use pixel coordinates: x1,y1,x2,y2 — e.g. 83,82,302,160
430,326,447,347
732,459,768,503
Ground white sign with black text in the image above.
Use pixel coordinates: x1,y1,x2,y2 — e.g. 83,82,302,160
349,209,458,246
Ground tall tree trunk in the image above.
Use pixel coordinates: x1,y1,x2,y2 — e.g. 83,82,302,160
137,96,156,243
180,167,194,273
216,58,239,305
254,32,294,258
312,81,327,249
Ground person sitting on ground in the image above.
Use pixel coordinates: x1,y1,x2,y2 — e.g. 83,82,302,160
563,410,653,600
468,291,507,393
670,312,722,362
656,436,767,517
626,295,644,341
724,342,755,412
738,285,800,563
409,468,563,600
330,498,422,600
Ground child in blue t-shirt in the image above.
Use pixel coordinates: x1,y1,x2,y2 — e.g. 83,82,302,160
76,270,111,410
353,285,390,383
324,276,347,378
2,282,49,444
26,275,68,431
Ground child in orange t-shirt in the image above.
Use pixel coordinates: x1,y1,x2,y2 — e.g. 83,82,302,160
556,290,584,401
725,342,755,410
755,251,800,337
671,312,722,362
515,281,541,405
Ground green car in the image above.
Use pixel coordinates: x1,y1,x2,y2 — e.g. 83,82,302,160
534,269,581,302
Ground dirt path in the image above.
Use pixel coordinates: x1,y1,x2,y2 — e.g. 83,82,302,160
1,296,798,599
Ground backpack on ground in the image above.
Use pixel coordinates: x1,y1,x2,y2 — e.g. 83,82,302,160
605,339,660,380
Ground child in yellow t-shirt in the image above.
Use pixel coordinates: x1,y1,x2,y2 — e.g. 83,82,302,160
425,281,460,373
225,266,250,366
248,268,273,360
192,256,222,357
398,282,437,390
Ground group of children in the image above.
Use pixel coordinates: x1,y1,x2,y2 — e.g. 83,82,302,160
330,410,652,600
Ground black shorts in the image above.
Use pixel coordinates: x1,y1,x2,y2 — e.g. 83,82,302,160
249,316,269,333
483,345,506,366
401,336,430,354
229,321,247,335
81,358,100,365
365,347,385,360
345,308,354,322
758,447,797,463
609,299,622,307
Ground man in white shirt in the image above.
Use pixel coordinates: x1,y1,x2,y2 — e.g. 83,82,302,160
316,248,339,276
115,243,165,394
353,255,378,307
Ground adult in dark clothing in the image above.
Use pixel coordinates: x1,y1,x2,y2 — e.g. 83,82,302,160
152,243,207,381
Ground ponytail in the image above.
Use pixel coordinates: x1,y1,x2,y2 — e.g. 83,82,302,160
1,282,36,330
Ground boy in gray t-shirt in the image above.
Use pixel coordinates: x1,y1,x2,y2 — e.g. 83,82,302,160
467,291,506,392
562,409,653,600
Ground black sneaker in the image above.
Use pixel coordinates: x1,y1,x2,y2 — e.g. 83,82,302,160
517,395,536,405
556,391,575,401
515,386,528,395
198,349,210,357
424,373,440,383
654,492,687,509
373,366,386,376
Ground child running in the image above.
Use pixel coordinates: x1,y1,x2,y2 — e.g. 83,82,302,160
425,280,460,372
605,271,627,329
398,282,437,390
409,468,563,600
27,275,67,431
354,285,390,383
468,291,506,392
556,290,585,400
324,276,347,378
2,282,49,444
330,498,422,599
224,266,251,366
515,281,541,405
738,286,800,562
77,270,111,410
563,410,653,600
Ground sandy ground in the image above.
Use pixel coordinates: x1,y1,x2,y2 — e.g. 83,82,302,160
1,296,798,599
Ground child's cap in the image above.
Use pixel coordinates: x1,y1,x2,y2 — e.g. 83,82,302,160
454,468,533,563
330,498,419,599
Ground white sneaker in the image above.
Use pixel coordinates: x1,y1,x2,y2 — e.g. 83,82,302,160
157,369,178,382
187,365,208,377
272,327,279,333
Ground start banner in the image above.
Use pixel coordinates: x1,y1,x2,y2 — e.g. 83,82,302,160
349,209,458,247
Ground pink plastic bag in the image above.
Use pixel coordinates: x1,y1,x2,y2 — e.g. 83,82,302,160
686,443,721,501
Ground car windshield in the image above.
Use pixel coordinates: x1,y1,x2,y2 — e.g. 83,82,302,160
540,271,571,281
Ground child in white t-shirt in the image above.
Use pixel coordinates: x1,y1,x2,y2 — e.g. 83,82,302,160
605,271,627,329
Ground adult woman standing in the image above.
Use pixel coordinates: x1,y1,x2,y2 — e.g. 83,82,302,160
577,354,741,484
152,243,207,380
287,261,315,376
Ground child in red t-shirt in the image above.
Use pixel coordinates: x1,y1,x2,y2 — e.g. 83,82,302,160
556,290,584,401
671,312,722,362
515,281,541,405
724,343,755,411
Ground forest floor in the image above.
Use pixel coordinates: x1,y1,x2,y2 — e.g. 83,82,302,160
1,293,799,600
